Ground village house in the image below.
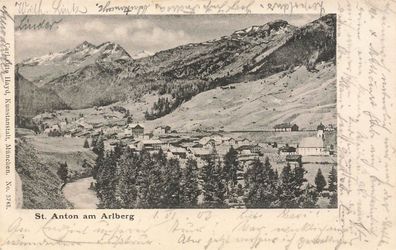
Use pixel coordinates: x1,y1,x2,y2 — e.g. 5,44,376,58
278,145,297,156
189,148,212,158
128,123,144,138
59,121,68,130
223,137,237,146
166,146,188,159
75,131,90,138
63,132,72,138
77,121,93,130
137,139,164,151
153,125,171,135
285,155,302,167
199,136,223,146
297,125,328,156
297,137,328,155
44,124,61,136
104,139,120,151
273,123,299,132
103,126,119,138
127,144,137,151
116,130,133,140
237,144,262,155
237,138,251,146
325,124,336,131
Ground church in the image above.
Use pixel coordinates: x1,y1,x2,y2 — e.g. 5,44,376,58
296,123,329,156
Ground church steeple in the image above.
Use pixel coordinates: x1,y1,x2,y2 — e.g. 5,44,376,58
317,122,325,139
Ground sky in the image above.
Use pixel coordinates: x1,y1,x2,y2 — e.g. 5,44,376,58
15,14,319,62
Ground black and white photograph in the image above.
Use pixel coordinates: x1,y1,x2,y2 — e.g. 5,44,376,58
14,14,337,209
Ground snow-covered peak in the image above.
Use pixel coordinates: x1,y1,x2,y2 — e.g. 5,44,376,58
20,51,68,66
97,41,131,60
20,41,132,66
75,41,96,51
232,20,291,37
131,50,154,59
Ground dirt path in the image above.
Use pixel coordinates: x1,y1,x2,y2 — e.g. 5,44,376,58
63,177,98,209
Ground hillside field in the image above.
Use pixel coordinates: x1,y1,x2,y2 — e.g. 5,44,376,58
145,62,336,132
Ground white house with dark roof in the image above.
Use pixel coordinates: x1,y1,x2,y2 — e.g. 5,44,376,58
128,123,144,138
273,123,299,132
137,139,163,151
297,137,328,156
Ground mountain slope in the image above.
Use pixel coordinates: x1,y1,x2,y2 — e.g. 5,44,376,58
17,14,336,113
18,41,132,86
137,19,297,80
15,138,72,209
15,71,69,127
145,62,336,131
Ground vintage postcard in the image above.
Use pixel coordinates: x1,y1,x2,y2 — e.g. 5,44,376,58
0,0,395,249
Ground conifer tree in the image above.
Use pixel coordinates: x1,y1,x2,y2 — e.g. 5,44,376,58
245,157,278,208
328,166,337,192
135,151,164,208
57,162,68,186
278,163,307,208
223,146,239,190
315,168,327,193
115,148,138,208
92,135,105,180
162,158,182,208
201,156,226,207
329,190,338,208
299,184,319,208
96,151,118,208
92,135,104,156
278,163,294,207
83,138,90,148
181,158,200,208
328,165,337,208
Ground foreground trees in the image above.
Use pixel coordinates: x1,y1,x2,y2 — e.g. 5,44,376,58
95,148,202,208
315,168,327,193
244,157,278,208
93,145,336,208
181,158,200,207
328,165,337,207
200,156,226,208
57,162,69,189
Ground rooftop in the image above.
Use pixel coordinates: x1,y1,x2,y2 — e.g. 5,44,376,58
299,137,324,148
274,123,297,129
128,123,144,129
140,139,163,144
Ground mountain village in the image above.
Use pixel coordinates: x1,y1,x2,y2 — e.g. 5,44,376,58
15,14,337,209
31,106,336,188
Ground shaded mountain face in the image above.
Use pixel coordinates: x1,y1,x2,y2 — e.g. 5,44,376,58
15,71,69,127
136,19,297,81
16,14,336,112
240,14,336,80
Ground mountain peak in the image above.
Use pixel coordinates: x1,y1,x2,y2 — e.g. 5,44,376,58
75,41,95,51
96,41,132,60
131,50,154,59
266,19,289,27
232,19,292,37
98,41,116,48
318,14,336,25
